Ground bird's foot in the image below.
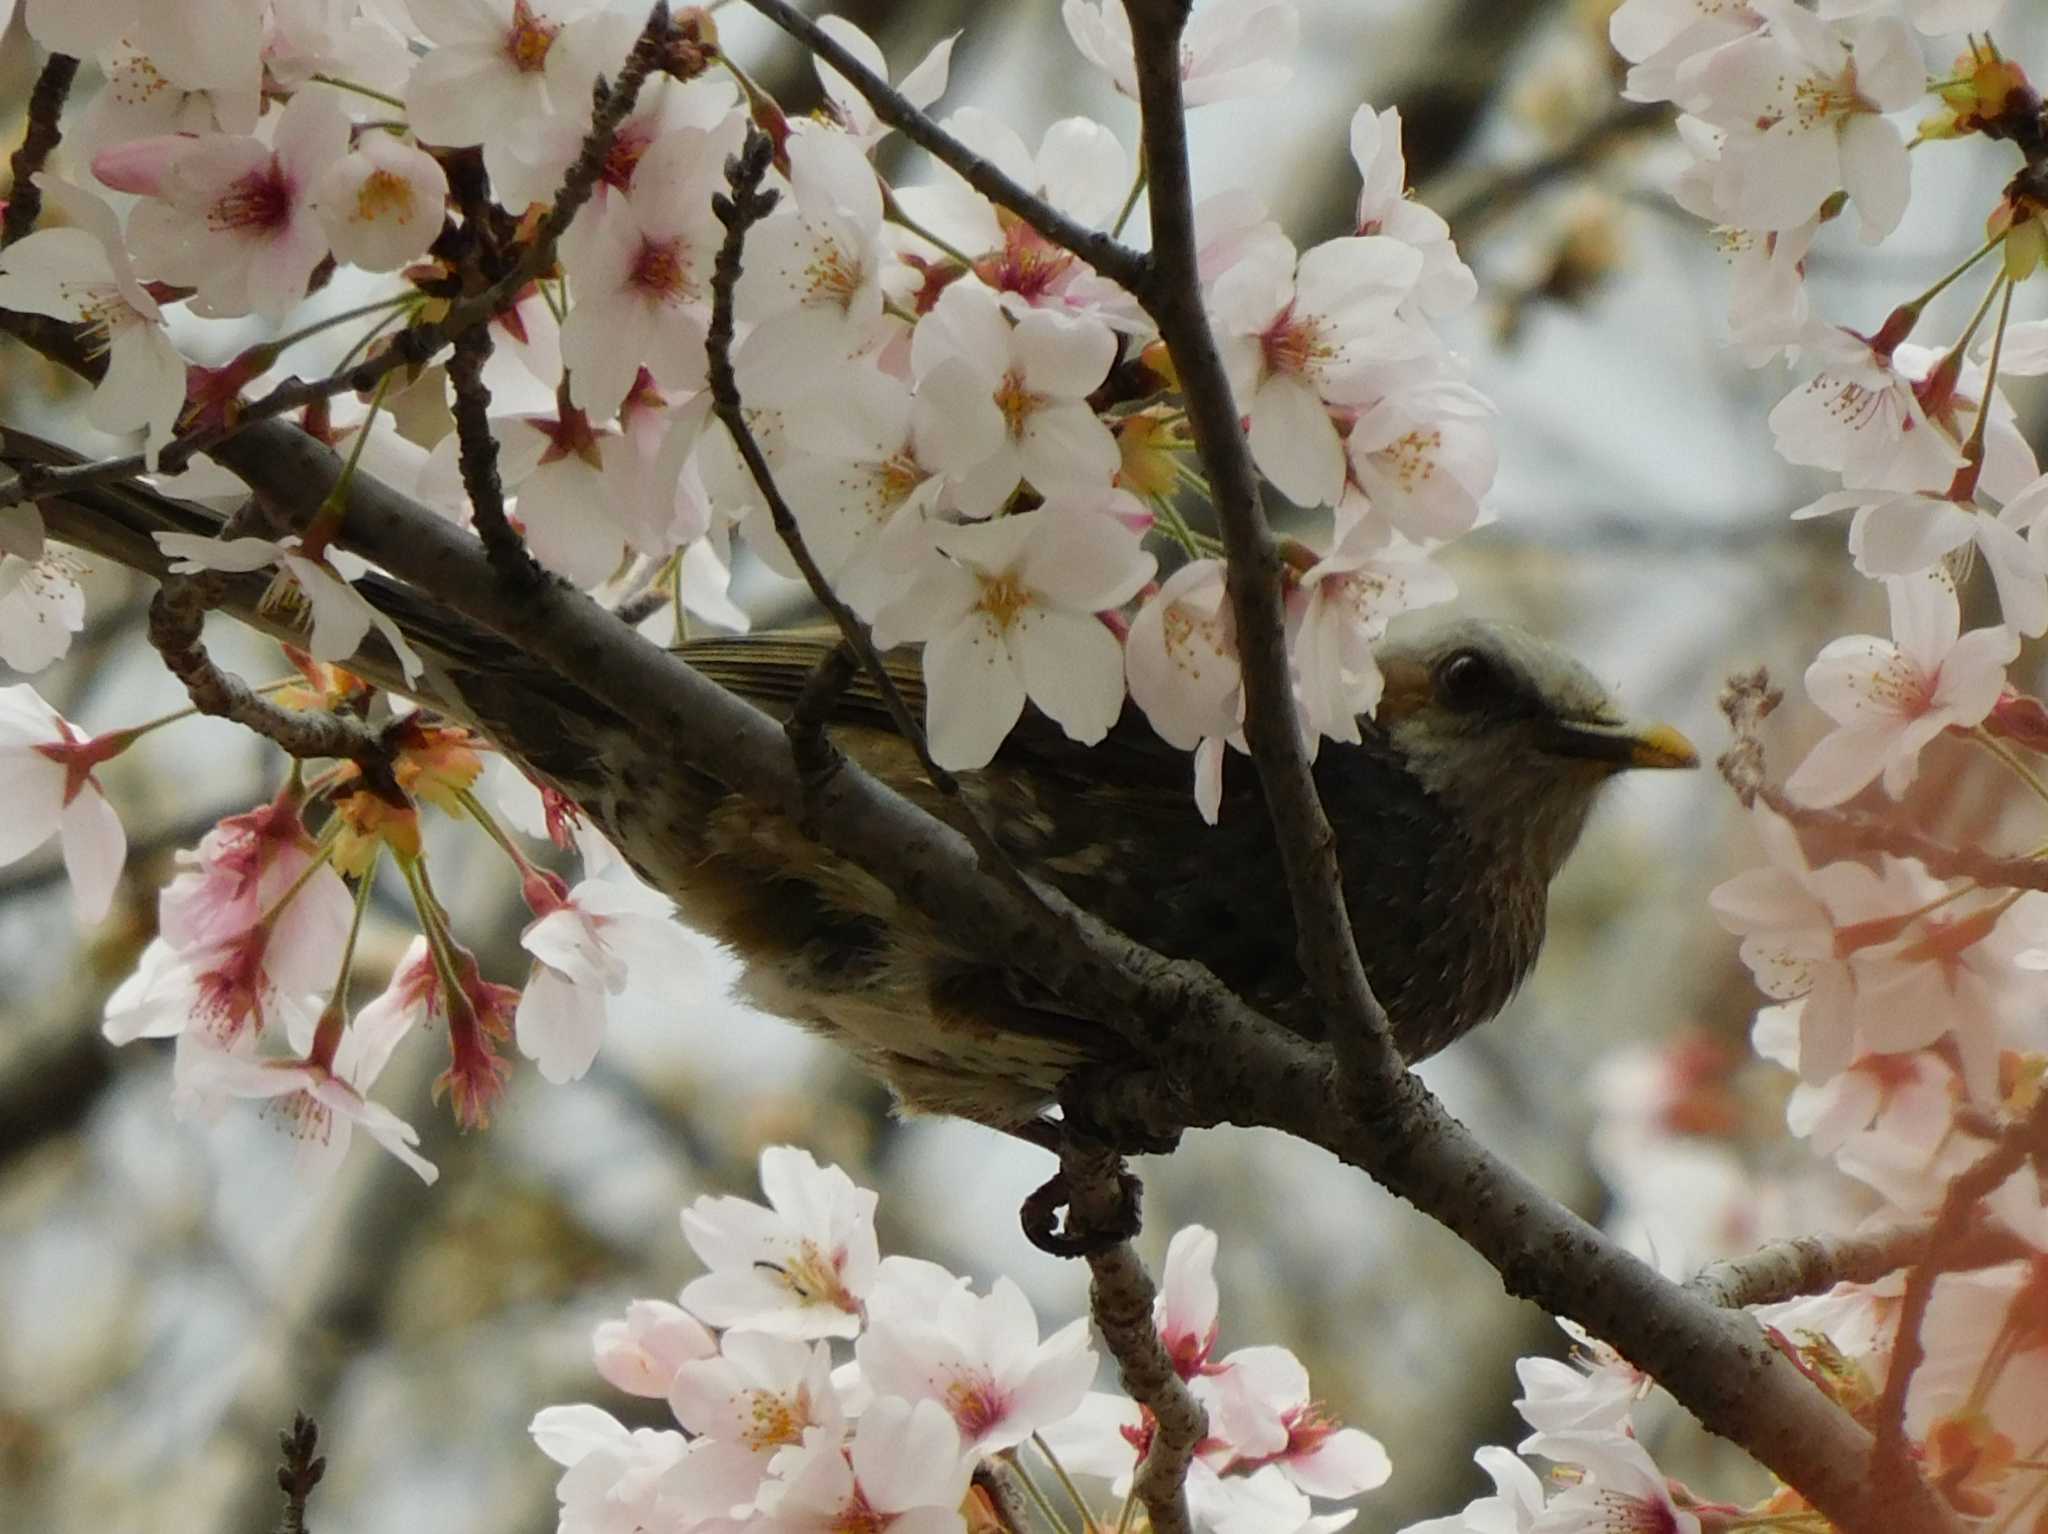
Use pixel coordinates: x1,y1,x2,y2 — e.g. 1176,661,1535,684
1020,1161,1144,1258
1060,1066,1185,1158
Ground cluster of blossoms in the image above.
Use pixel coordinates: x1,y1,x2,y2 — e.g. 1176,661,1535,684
0,0,1496,1168
1436,1,2048,1528
534,1147,1391,1534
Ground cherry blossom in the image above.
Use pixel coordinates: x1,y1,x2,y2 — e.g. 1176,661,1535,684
1819,0,2006,36
117,89,351,319
1786,571,2016,806
855,1256,1097,1454
174,1028,439,1184
667,1332,843,1513
1288,528,1458,745
1692,1,1923,240
308,130,449,271
158,791,332,952
755,1396,972,1534
907,280,1121,518
558,120,740,418
0,177,186,464
26,0,265,101
1060,0,1299,107
515,869,700,1084
1791,486,2048,638
1341,382,1497,545
1210,233,1429,507
1609,0,1764,108
1767,330,1968,495
1200,1344,1393,1498
812,15,958,151
678,1146,880,1340
1126,559,1244,820
1350,104,1476,317
875,500,1156,770
530,1404,692,1534
1524,1433,1699,1534
0,685,130,924
154,531,428,680
354,934,519,1129
1394,1445,1545,1534
592,1300,717,1400
0,505,87,672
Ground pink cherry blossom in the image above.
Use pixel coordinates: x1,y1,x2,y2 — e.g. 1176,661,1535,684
667,1331,843,1515
531,1404,693,1534
592,1300,717,1400
1126,559,1244,821
159,791,329,952
1288,527,1458,745
1341,381,1497,545
0,684,129,924
1350,104,1475,317
856,1255,1097,1454
119,89,350,318
1200,1344,1392,1498
1693,1,1922,241
1524,1433,1699,1534
558,121,738,418
0,504,87,672
1211,233,1429,507
679,1146,880,1340
0,177,186,464
1768,330,1967,494
876,501,1156,770
515,869,699,1084
1786,571,2016,806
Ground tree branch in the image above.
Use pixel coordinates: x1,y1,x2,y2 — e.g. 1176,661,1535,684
1685,1217,2033,1311
2,51,79,247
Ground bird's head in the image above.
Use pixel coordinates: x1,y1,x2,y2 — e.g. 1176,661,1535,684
1368,619,1698,884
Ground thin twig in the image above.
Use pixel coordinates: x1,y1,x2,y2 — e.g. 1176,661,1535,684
785,641,856,816
274,1411,325,1534
702,126,1038,889
1871,1096,2048,1496
743,0,1149,293
146,567,391,763
1685,1216,2032,1310
1118,0,1398,1095
1060,1139,1201,1534
2,52,79,247
444,322,541,589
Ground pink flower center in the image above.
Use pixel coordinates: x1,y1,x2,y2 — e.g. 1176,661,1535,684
630,236,695,304
1258,303,1325,383
209,159,294,235
943,1370,1008,1441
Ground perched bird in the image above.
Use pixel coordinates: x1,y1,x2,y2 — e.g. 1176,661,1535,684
654,620,1697,1128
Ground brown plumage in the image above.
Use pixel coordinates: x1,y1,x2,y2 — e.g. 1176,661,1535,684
624,621,1696,1127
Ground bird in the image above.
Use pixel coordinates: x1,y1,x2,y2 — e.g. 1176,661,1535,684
644,619,1698,1129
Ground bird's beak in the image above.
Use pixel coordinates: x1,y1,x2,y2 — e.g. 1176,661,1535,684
1541,716,1700,772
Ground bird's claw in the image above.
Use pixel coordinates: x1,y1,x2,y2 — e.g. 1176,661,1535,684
1020,1165,1144,1258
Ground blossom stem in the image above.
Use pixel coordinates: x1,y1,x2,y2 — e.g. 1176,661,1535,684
267,293,424,365
879,182,978,271
307,74,408,112
399,850,470,1009
330,845,381,1012
305,369,398,556
1027,1433,1104,1534
255,822,346,932
1971,726,2048,807
95,675,303,747
453,784,544,880
998,1449,1081,1534
1981,1431,2048,1534
1959,275,2017,472
1897,231,2005,330
1111,146,1149,240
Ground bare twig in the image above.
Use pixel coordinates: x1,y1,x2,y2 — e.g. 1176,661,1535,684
2,51,79,247
1118,0,1397,1097
1686,1216,2032,1311
702,125,1037,889
742,0,1149,294
444,322,541,589
274,1412,325,1534
785,642,856,808
146,568,390,763
1061,1139,1202,1534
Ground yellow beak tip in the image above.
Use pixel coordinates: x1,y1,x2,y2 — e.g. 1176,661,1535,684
1628,722,1700,771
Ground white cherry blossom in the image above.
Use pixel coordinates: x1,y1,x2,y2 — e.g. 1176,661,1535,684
0,177,186,464
1211,233,1428,507
908,279,1120,518
0,685,129,924
679,1146,880,1340
1288,529,1457,745
1609,0,1764,107
1060,0,1299,106
308,130,448,271
1350,104,1475,317
878,500,1156,770
813,15,958,150
1692,1,1923,240
1786,571,2016,806
756,1396,972,1534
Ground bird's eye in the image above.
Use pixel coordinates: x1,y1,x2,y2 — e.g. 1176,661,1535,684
1435,649,1503,712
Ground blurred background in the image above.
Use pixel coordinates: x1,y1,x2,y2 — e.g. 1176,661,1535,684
5,0,2048,1529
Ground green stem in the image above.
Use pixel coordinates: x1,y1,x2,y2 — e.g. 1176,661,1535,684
308,74,408,112
1111,146,1148,241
